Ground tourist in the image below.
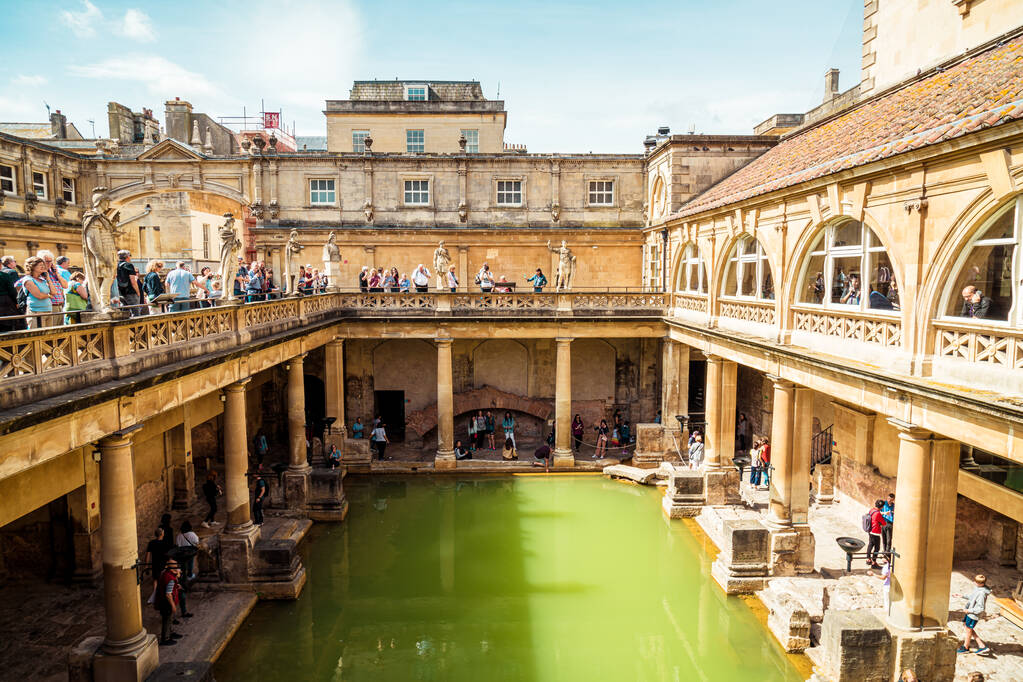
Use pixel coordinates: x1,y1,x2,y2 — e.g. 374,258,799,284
351,417,364,439
209,278,224,302
886,279,901,308
759,437,771,488
166,261,196,312
620,420,631,455
54,255,72,284
532,443,551,472
381,267,396,292
881,492,895,555
809,271,825,304
175,520,200,580
467,414,478,451
750,438,763,486
253,472,267,525
253,428,269,469
143,260,165,313
38,250,67,325
958,574,991,655
63,272,89,324
594,419,609,459
368,267,383,292
170,559,193,620
502,411,516,449
159,513,175,553
475,411,487,450
455,439,471,460
865,499,887,569
688,433,704,469
571,414,584,453
233,256,249,300
0,256,24,332
390,267,402,293
485,410,496,450
412,264,430,293
476,263,494,292
144,527,169,605
654,409,662,425
524,268,548,292
371,421,389,460
327,443,342,469
877,557,891,611
296,265,308,294
21,256,54,328
201,471,222,528
840,273,861,305
116,250,144,316
502,437,517,460
494,275,512,293
399,273,411,293
358,266,369,292
736,413,750,453
156,559,182,646
446,265,458,292
246,263,265,302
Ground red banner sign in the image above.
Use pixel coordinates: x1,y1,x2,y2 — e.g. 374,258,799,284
263,112,280,129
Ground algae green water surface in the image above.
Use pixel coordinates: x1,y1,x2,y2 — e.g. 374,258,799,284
214,475,802,681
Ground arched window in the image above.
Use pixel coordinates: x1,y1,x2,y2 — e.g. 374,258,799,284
651,176,666,219
676,243,705,293
796,220,895,311
722,237,774,300
943,197,1020,322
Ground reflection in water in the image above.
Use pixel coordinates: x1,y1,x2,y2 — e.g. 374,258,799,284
216,476,801,682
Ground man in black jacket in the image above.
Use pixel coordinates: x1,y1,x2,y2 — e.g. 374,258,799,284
0,256,25,331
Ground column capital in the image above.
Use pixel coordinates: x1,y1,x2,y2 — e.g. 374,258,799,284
555,336,573,345
436,337,453,347
766,374,795,389
326,337,344,348
222,377,252,394
285,352,307,369
98,424,144,446
887,418,932,440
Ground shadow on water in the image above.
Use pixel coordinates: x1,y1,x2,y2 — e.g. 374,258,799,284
213,475,802,682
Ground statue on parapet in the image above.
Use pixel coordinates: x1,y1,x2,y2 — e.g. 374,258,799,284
217,213,241,301
323,231,341,263
83,187,148,314
433,240,452,289
284,229,305,295
546,239,576,290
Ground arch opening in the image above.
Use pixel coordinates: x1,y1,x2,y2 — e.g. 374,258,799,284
794,219,896,311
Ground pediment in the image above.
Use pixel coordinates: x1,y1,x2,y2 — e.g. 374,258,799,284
136,138,206,161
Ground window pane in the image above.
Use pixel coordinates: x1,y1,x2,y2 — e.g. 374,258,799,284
867,250,896,309
800,254,827,303
831,255,862,305
760,259,775,300
947,242,1014,320
833,221,862,247
980,208,1015,241
740,259,756,296
688,261,701,292
723,257,738,296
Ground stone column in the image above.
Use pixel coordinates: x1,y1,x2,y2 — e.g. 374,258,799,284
702,355,739,505
435,338,456,470
284,354,311,510
661,340,689,458
883,419,959,680
324,339,346,440
94,427,158,681
168,406,194,509
223,379,253,531
68,457,102,583
765,377,815,575
553,337,574,468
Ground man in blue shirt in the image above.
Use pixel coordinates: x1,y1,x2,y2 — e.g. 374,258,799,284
55,256,72,285
165,261,196,312
881,493,895,554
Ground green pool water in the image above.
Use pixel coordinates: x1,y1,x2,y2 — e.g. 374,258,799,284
214,475,802,681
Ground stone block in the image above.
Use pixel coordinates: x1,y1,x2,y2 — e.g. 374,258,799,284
889,626,956,682
343,438,371,463
662,469,705,518
220,527,258,584
90,634,160,682
814,463,835,505
632,423,665,467
988,514,1019,566
283,469,310,510
765,591,811,652
769,524,816,576
711,519,769,594
704,467,741,506
306,468,349,521
818,610,891,682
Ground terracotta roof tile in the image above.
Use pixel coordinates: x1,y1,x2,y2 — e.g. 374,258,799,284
675,36,1023,218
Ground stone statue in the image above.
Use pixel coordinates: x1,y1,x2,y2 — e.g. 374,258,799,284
218,213,241,301
433,240,452,289
547,239,577,290
363,198,374,223
81,187,120,314
284,229,305,295
322,231,341,263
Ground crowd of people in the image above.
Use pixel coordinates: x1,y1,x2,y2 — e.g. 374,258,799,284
357,262,550,294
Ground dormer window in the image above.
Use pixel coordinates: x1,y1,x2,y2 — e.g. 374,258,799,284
406,84,427,101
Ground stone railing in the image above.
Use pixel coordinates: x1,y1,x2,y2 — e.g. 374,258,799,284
719,299,777,326
933,320,1023,369
792,306,902,348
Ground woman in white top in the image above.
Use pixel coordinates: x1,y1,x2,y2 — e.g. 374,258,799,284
446,266,458,292
412,265,431,293
477,264,494,292
371,422,389,460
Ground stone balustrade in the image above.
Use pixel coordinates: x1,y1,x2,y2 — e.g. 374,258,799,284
792,305,902,349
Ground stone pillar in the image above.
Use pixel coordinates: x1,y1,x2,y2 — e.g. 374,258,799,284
223,379,253,530
885,419,959,681
68,456,102,582
168,407,194,509
324,339,346,442
765,377,815,575
703,355,739,505
553,337,574,468
94,427,158,681
284,354,311,509
435,338,456,470
710,519,769,594
661,340,689,458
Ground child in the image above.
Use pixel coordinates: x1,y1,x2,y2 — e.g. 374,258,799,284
958,574,992,655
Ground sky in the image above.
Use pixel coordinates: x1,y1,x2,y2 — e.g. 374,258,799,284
0,0,863,153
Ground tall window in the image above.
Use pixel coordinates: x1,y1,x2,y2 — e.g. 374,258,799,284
647,242,662,290
722,237,774,300
352,130,370,153
202,223,210,259
677,243,705,293
61,178,75,203
943,197,1021,322
406,129,425,153
460,129,479,153
404,179,429,205
589,180,614,206
496,180,522,205
797,220,894,310
32,171,47,199
406,85,427,101
309,179,336,205
0,165,15,194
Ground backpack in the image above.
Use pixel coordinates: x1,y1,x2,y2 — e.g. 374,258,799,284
15,283,27,314
861,510,873,533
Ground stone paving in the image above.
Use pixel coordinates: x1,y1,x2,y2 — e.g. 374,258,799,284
694,477,1023,681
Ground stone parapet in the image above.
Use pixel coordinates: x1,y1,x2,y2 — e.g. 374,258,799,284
888,626,957,682
711,519,769,594
768,523,816,576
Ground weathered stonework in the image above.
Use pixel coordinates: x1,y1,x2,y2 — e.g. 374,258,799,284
817,610,891,682
661,468,705,518
711,519,769,594
632,423,665,467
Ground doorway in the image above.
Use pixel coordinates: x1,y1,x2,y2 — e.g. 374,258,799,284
374,390,406,442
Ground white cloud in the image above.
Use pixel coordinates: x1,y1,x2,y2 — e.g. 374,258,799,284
60,0,102,38
12,75,48,88
118,9,155,42
70,56,216,97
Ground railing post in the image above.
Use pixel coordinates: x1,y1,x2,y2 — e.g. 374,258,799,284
110,322,131,358
436,292,451,313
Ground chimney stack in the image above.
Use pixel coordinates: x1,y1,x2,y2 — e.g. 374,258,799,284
824,68,840,103
50,110,68,139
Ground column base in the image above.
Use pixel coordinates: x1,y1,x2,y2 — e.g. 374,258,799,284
306,468,349,522
221,523,261,584
710,519,770,594
435,450,456,470
767,523,815,576
887,624,957,682
283,469,310,510
661,469,705,518
71,631,159,682
703,466,741,506
552,448,575,468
